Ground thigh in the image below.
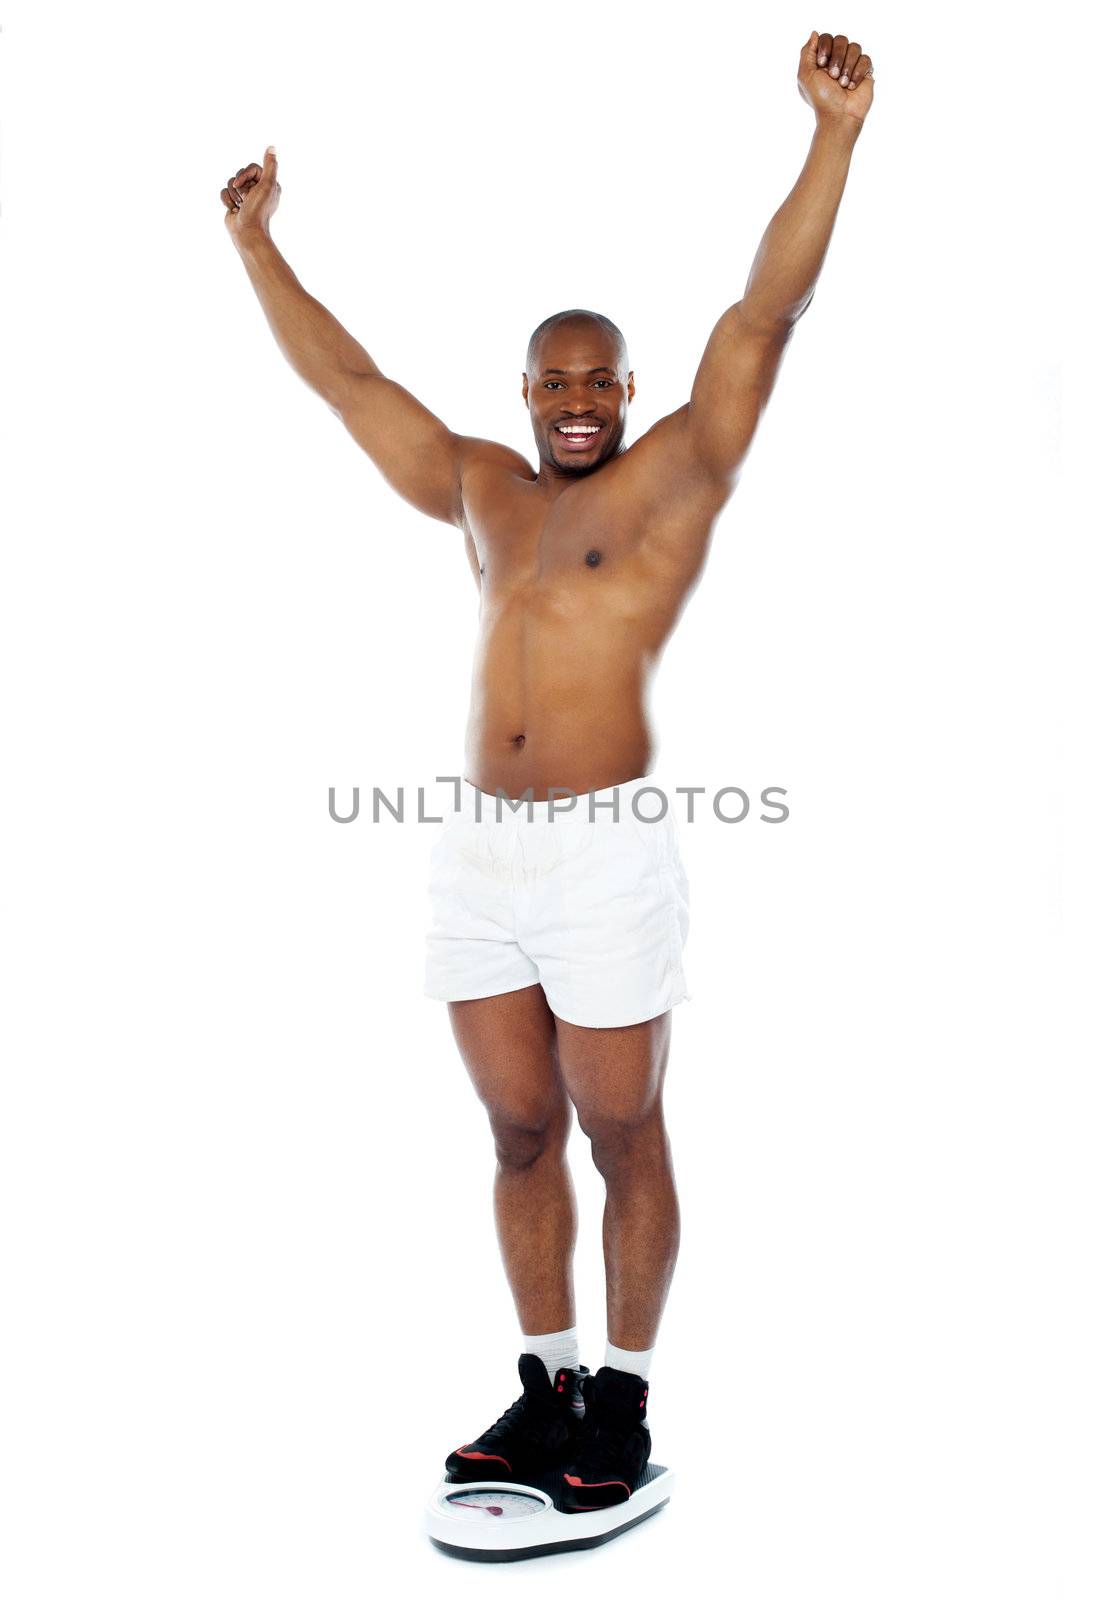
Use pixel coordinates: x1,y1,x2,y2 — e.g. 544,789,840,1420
553,1010,672,1131
448,984,568,1126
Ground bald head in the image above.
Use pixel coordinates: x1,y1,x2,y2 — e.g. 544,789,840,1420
526,309,629,381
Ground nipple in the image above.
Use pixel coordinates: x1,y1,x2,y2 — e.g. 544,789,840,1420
585,549,602,567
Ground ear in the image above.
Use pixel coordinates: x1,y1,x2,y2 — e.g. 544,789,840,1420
627,370,635,403
521,372,529,405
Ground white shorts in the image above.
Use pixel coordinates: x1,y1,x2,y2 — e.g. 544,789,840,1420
424,777,691,1029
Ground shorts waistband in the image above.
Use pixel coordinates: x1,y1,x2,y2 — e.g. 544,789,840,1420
453,776,670,826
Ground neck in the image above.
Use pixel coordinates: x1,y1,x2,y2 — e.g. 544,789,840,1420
534,440,626,492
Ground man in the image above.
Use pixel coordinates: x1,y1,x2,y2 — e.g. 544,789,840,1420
221,30,874,1512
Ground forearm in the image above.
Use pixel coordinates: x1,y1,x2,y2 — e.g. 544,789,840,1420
741,118,861,329
234,229,379,408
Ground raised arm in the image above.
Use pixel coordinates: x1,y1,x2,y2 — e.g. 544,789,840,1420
221,148,464,528
682,31,875,483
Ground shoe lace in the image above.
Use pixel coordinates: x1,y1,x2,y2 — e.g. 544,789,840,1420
480,1388,558,1451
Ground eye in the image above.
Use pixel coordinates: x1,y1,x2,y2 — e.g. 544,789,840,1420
593,379,613,388
544,381,562,390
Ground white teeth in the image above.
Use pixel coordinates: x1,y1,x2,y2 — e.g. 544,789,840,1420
558,425,600,435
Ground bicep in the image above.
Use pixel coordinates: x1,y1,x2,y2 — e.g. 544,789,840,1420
332,372,464,527
687,304,793,479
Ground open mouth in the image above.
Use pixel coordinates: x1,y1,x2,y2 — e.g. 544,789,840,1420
553,423,603,452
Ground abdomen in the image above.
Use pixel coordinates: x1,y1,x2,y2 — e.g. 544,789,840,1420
464,588,656,799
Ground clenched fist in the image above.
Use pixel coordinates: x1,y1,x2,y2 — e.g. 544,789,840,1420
220,147,282,241
798,31,874,125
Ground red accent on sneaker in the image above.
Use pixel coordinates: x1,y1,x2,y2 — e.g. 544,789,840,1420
563,1473,630,1496
456,1450,512,1470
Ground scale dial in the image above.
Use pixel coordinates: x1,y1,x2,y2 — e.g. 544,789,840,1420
442,1488,547,1521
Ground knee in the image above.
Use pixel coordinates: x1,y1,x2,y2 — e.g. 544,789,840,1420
579,1104,665,1179
488,1102,570,1172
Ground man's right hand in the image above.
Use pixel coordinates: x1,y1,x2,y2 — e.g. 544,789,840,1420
220,147,281,243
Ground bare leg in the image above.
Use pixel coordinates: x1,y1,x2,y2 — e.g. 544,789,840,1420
448,985,577,1334
554,1010,679,1351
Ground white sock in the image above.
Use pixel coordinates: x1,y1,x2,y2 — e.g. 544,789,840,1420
604,1340,654,1382
522,1326,580,1384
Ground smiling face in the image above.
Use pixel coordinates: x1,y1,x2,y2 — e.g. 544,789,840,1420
522,315,634,479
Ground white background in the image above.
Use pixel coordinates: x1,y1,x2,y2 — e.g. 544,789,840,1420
2,1,1105,1595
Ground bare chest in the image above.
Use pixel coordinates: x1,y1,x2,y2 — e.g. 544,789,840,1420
464,473,659,624
460,444,728,652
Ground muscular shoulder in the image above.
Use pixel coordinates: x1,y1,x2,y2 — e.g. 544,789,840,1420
621,404,699,484
456,435,536,485
615,404,736,514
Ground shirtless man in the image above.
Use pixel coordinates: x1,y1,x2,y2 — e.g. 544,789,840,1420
222,30,874,1512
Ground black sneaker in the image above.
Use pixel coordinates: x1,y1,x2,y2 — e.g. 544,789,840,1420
445,1353,588,1483
562,1365,652,1511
